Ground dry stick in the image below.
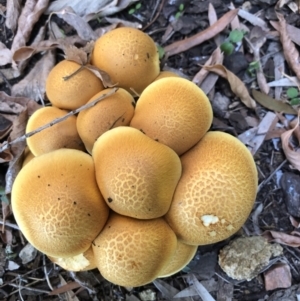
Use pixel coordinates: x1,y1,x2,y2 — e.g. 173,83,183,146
0,88,118,154
257,159,287,193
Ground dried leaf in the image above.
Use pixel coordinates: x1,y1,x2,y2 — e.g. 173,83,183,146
46,0,138,22
263,230,300,247
208,3,221,46
164,9,238,57
153,279,180,300
238,112,277,155
55,6,97,40
281,116,300,171
229,5,269,31
268,77,300,87
11,0,50,65
0,115,13,140
5,0,21,33
187,274,216,301
63,45,89,65
104,17,141,29
0,92,41,115
276,13,300,81
252,90,297,114
204,64,256,109
12,50,56,101
264,263,292,291
86,64,115,88
0,42,12,66
270,21,300,47
13,40,59,62
5,110,27,195
193,47,223,86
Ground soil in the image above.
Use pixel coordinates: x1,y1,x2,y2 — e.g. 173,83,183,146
0,0,300,300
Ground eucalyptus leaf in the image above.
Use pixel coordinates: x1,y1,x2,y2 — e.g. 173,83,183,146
252,90,297,115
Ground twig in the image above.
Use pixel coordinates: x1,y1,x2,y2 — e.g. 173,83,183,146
0,88,118,153
43,254,53,291
143,0,166,31
257,159,287,193
0,219,20,230
8,282,50,294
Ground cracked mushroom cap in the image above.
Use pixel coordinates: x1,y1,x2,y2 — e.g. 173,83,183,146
158,241,197,278
130,77,213,155
165,131,258,245
26,106,85,156
48,245,97,271
11,149,110,258
77,88,135,153
92,126,182,219
91,27,160,94
46,60,104,110
92,212,177,287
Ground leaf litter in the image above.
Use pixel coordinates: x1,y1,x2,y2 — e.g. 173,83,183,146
2,0,300,300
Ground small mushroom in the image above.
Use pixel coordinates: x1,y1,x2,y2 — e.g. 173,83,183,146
130,77,213,155
92,212,177,287
26,106,85,156
77,88,135,153
158,241,197,278
91,27,160,94
11,149,110,258
165,131,258,245
92,126,182,219
46,60,104,110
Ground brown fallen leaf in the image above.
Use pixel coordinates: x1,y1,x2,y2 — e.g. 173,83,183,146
262,230,300,247
192,47,223,86
12,50,56,101
0,115,13,140
164,9,238,57
270,21,300,46
252,90,297,114
281,115,300,171
11,0,50,66
204,64,256,109
276,13,300,81
208,3,221,46
54,6,97,40
264,263,292,291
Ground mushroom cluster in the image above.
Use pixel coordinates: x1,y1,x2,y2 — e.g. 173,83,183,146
11,27,258,287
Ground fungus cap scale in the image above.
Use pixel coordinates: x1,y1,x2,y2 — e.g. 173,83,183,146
92,213,177,287
165,131,258,245
11,149,110,258
91,27,160,94
92,126,182,219
130,77,213,155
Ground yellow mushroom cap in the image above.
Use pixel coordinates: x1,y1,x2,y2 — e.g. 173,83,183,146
165,131,258,245
158,241,197,278
92,126,182,219
11,149,110,258
92,212,177,287
91,27,160,95
48,245,97,271
46,60,104,110
77,88,135,153
130,77,213,155
26,106,85,156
